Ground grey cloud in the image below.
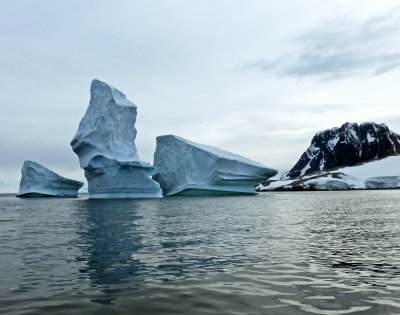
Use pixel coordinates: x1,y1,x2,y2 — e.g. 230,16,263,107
243,7,400,79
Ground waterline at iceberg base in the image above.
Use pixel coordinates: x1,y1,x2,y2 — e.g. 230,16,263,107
153,135,277,196
84,157,162,199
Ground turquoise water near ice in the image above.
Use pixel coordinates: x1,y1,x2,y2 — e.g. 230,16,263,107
1,191,400,314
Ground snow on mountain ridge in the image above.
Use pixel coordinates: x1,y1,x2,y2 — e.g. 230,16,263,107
283,122,400,179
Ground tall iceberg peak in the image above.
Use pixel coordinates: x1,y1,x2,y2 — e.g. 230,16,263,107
71,79,140,168
16,160,83,197
153,135,278,196
71,79,162,199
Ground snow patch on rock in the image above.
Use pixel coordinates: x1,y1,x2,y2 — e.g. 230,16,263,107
259,156,400,191
284,122,400,179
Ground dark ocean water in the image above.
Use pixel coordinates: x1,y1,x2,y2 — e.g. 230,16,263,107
1,191,400,314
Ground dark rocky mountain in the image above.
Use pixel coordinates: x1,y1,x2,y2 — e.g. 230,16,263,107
283,122,400,179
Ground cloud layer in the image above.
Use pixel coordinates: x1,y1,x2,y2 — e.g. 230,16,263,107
243,7,400,79
1,1,399,189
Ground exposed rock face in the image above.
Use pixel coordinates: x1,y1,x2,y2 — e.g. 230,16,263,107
284,122,400,179
71,79,162,199
153,135,277,196
16,160,83,197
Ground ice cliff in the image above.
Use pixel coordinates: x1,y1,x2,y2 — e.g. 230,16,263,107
16,160,83,197
153,135,277,196
283,122,400,179
71,79,162,199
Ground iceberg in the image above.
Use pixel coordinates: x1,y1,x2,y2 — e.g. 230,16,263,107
71,79,162,199
16,160,83,197
153,135,278,196
301,178,351,191
364,176,400,189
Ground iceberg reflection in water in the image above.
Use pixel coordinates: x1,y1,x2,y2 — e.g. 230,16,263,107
1,192,400,314
75,200,144,303
74,197,251,304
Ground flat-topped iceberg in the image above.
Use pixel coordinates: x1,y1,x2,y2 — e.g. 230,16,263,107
16,160,83,197
364,176,400,189
153,135,278,196
71,79,162,199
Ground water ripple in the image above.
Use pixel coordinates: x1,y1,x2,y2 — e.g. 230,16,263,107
0,191,400,314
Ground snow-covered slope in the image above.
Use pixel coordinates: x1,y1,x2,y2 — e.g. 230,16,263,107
258,156,400,191
71,79,162,199
284,122,400,179
16,160,83,197
154,135,277,196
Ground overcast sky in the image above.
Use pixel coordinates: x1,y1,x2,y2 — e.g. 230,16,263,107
1,0,400,189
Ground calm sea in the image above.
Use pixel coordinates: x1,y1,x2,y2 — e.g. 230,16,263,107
1,191,400,314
